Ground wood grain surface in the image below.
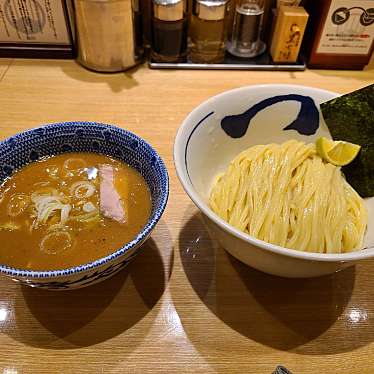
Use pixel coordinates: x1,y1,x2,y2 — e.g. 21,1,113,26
0,59,373,374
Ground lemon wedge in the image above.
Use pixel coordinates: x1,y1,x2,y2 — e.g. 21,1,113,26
316,137,361,166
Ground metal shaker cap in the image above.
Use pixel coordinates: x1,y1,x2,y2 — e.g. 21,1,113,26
194,0,227,21
153,0,184,21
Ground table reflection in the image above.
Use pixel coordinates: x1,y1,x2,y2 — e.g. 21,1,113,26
348,307,368,324
0,308,8,322
2,368,18,374
176,209,374,357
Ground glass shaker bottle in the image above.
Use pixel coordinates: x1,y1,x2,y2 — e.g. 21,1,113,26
227,0,266,58
151,0,187,62
189,0,229,63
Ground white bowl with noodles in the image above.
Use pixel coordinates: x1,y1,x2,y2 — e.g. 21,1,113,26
174,84,374,278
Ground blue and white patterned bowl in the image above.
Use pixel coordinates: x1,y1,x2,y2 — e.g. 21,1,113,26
0,122,169,290
174,84,374,278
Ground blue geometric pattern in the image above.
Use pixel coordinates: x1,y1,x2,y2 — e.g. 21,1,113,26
221,94,319,138
14,250,140,290
0,122,169,288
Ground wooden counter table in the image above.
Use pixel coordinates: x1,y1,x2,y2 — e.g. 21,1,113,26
0,59,373,374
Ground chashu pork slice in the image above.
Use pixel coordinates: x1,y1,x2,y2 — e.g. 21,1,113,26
99,164,127,223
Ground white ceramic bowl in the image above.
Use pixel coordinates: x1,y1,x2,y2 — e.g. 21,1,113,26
174,84,374,278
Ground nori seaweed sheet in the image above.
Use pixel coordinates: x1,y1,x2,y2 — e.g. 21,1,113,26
320,84,374,198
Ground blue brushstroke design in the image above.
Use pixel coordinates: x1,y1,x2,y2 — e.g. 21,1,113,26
185,111,215,183
221,94,320,138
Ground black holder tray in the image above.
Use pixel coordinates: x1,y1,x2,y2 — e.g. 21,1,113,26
149,51,306,71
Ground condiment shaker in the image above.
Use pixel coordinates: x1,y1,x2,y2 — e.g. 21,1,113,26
227,0,266,58
151,0,187,62
189,0,229,63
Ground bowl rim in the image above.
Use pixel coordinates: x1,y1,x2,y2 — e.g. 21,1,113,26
0,121,169,278
174,84,374,262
